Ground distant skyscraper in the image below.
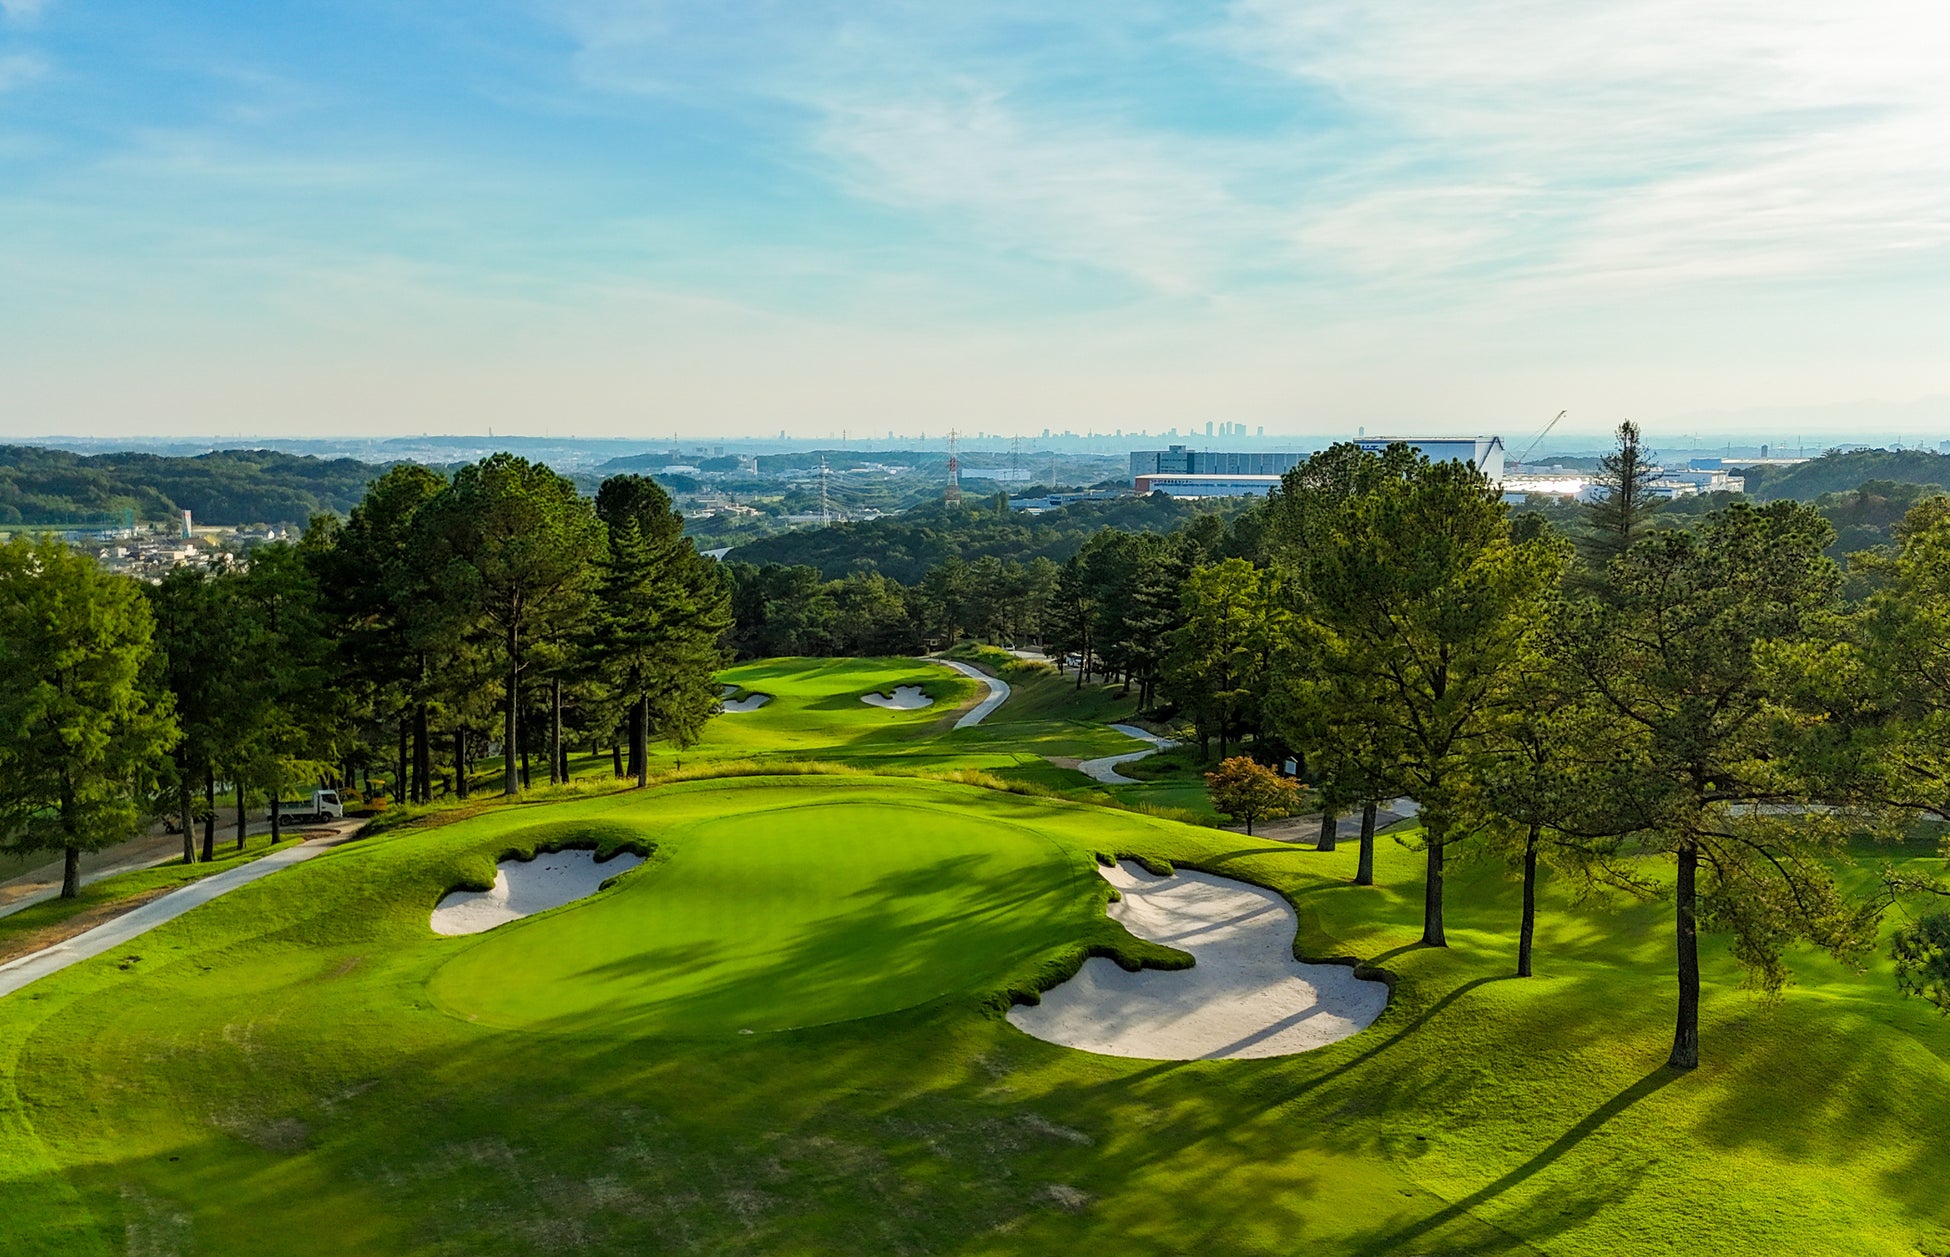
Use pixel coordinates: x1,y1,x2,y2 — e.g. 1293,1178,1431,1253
1206,421,1215,437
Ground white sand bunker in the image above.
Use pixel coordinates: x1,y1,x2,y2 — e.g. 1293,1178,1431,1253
720,692,771,713
1009,861,1387,1060
861,685,933,710
430,849,644,936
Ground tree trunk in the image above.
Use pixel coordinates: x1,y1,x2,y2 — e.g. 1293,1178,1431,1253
1245,814,1253,836
503,620,521,796
414,702,432,804
236,781,247,851
178,762,197,865
1355,800,1377,886
1670,842,1701,1069
203,767,217,862
454,730,469,800
1422,825,1446,947
520,747,530,790
550,677,564,786
397,717,409,805
612,743,624,778
270,795,282,844
1518,823,1539,978
633,695,649,788
62,845,80,900
1318,807,1338,852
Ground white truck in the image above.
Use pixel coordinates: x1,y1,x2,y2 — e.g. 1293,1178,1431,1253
267,790,344,824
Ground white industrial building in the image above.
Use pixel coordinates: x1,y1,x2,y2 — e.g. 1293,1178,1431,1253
1133,473,1289,497
1355,436,1506,482
1131,436,1507,498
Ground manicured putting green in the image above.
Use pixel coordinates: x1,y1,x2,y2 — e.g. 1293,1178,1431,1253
428,795,1090,1035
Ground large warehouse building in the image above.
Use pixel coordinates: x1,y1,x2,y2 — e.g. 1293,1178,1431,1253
1131,437,1506,497
1355,435,1506,482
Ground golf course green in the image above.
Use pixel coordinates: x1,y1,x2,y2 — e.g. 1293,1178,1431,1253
1,657,1946,1256
429,790,1095,1036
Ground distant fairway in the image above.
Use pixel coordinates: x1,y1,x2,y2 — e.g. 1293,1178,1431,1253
430,787,1091,1035
699,657,978,757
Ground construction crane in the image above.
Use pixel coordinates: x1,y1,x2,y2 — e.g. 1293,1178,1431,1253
1512,410,1567,472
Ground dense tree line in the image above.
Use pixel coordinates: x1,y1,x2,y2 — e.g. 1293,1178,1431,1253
0,446,409,527
1738,447,1950,500
0,456,729,894
726,494,1251,584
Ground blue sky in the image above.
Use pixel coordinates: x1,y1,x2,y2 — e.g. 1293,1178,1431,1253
2,0,1947,441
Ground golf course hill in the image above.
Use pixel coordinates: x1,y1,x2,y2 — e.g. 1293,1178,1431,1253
0,654,1945,1256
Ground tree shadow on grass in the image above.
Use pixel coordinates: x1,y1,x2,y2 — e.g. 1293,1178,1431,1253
1355,1067,1684,1256
1265,974,1515,1108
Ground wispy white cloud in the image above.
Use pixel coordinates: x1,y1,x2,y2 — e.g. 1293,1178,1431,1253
0,0,48,22
546,1,1950,304
0,51,45,91
807,91,1270,295
1220,0,1950,288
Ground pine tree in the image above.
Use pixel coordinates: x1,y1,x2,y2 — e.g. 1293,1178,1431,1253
1279,443,1563,946
0,537,178,897
1553,501,1878,1068
592,475,731,784
416,455,603,796
1582,420,1659,568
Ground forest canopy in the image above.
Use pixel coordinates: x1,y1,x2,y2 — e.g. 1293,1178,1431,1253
727,494,1253,584
0,446,403,527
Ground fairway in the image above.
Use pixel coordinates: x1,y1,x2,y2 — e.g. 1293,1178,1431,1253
430,793,1091,1035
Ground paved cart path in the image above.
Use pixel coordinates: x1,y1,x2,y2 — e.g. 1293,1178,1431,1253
1079,724,1180,784
0,822,359,1001
932,659,1012,728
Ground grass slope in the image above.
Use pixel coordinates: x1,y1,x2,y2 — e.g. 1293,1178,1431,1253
3,658,1946,1255
0,771,1945,1254
0,835,303,964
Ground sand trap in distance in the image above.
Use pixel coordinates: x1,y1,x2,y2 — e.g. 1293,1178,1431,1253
720,692,771,713
431,849,645,936
1009,861,1387,1060
861,685,933,710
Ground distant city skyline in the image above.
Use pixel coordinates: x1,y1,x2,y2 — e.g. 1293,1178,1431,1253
3,2,1947,440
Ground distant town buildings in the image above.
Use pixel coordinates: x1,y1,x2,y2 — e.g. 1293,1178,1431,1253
1573,458,1746,503
1007,490,1125,513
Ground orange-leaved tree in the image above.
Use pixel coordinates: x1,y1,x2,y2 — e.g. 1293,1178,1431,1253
1204,756,1303,836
